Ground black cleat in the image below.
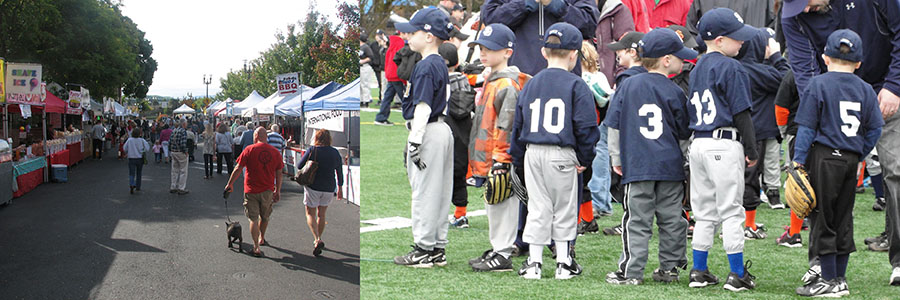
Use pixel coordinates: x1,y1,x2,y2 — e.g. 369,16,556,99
652,267,680,283
796,278,841,297
723,261,756,292
688,269,719,288
472,252,513,272
393,245,433,268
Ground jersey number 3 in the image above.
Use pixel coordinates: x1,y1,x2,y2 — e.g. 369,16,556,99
639,104,663,140
840,101,861,137
690,89,717,126
529,98,565,134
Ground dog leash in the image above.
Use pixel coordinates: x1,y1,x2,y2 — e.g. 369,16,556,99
223,189,233,223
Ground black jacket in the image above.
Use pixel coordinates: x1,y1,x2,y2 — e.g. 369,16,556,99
393,45,422,82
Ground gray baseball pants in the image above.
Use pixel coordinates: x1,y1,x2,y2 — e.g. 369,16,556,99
408,121,454,251
522,144,579,245
487,194,520,257
616,180,688,279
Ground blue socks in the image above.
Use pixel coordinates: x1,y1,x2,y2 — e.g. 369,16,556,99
836,254,849,278
727,253,744,277
693,250,708,271
821,254,837,281
872,174,885,198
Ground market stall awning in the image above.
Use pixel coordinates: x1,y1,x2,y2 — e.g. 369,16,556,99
302,78,361,112
173,104,195,114
274,82,343,117
228,91,265,116
44,93,67,114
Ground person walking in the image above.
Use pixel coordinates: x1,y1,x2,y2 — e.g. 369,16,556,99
215,123,234,174
225,127,284,257
169,120,190,195
295,129,344,257
92,120,107,160
159,124,173,164
202,124,216,179
123,128,150,194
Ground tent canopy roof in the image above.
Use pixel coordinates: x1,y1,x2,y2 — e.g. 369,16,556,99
303,78,361,112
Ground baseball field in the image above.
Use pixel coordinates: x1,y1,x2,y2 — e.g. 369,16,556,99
359,108,897,300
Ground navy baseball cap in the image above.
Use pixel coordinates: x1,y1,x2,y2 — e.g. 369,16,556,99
395,7,454,40
608,31,645,51
543,22,581,50
782,0,811,18
825,29,863,62
697,8,757,41
639,28,698,60
469,23,515,50
695,35,707,53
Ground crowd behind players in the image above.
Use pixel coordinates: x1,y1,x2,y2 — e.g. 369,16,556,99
360,0,900,296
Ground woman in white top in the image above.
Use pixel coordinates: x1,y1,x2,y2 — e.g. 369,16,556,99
123,128,151,194
215,123,234,174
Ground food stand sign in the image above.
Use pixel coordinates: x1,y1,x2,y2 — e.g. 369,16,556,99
305,110,344,132
277,72,300,96
4,63,42,105
81,87,90,110
0,58,5,103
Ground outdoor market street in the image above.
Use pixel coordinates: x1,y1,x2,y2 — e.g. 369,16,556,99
0,150,359,300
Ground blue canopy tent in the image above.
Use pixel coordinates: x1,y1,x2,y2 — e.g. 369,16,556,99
302,79,360,112
300,78,360,157
274,82,343,117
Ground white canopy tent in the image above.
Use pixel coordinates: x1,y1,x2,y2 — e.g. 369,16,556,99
227,91,265,116
205,100,222,113
242,92,282,117
113,101,127,117
173,104,195,114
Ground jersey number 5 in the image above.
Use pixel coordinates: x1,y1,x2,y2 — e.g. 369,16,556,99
690,89,717,126
840,101,861,137
529,98,565,134
639,104,663,140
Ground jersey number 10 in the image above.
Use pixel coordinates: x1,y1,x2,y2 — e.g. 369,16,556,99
529,98,566,134
690,89,718,126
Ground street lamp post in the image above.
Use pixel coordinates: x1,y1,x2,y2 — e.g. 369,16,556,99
202,74,212,100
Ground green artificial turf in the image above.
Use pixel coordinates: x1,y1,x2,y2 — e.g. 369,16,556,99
359,111,898,299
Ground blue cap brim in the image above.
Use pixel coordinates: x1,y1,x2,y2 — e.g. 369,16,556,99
468,39,507,51
674,47,698,60
395,22,418,33
726,25,759,41
782,0,810,18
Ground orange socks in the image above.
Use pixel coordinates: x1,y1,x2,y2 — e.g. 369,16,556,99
745,210,757,230
579,202,594,223
790,210,803,236
454,206,466,219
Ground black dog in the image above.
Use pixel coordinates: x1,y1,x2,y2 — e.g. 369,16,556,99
227,221,243,252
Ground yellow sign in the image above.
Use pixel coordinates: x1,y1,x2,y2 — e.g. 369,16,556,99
0,58,5,103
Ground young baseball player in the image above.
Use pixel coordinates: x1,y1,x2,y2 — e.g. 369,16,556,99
687,8,760,292
391,7,456,268
736,27,790,241
465,23,529,272
509,22,600,280
603,28,695,285
582,40,613,234
792,29,883,298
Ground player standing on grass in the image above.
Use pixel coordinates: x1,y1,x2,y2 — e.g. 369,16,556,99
509,22,600,280
603,27,695,285
792,29,883,297
391,7,456,269
686,8,759,292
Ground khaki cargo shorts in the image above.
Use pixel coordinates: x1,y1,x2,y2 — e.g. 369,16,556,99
244,190,274,222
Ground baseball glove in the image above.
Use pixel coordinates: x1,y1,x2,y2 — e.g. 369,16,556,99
785,161,817,218
484,171,511,205
510,164,528,205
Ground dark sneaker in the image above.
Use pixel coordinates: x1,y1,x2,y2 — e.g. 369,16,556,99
802,218,809,231
836,277,849,296
469,249,492,266
578,219,599,235
723,261,756,292
776,231,802,248
518,258,542,279
169,189,177,193
177,190,190,195
596,210,613,217
864,233,886,245
766,189,785,209
603,224,623,236
373,120,393,126
856,186,865,194
555,259,583,280
869,239,890,252
450,216,469,228
472,252,513,272
744,226,767,240
689,269,719,288
796,278,841,297
393,245,433,268
511,245,528,257
652,267,680,283
802,264,821,285
606,271,642,285
891,267,900,286
430,248,447,267
874,197,886,211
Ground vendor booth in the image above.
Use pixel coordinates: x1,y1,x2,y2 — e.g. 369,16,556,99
173,103,195,115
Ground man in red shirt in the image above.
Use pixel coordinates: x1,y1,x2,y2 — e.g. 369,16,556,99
225,127,284,257
374,26,407,126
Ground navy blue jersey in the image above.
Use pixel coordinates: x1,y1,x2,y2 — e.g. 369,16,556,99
605,73,690,184
687,52,753,132
510,68,600,167
795,72,884,155
402,54,449,120
614,66,648,88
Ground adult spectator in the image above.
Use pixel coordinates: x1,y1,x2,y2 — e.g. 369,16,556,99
202,124,216,179
644,0,691,28
123,128,150,194
92,120,107,159
481,0,599,76
451,4,467,27
215,123,235,174
375,26,409,126
438,0,462,27
621,0,651,32
159,124,173,164
186,129,196,162
780,0,900,285
225,127,284,258
169,120,190,195
239,122,256,155
360,33,377,107
267,124,287,152
595,0,637,87
685,0,776,37
295,129,344,257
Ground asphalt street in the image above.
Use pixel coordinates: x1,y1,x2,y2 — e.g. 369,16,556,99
0,149,359,300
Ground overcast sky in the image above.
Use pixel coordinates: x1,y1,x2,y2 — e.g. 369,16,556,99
119,0,346,99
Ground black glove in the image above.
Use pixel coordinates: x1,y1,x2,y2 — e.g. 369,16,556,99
408,142,426,170
491,161,509,175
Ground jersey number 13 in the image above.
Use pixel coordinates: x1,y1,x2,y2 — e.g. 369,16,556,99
690,89,717,126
